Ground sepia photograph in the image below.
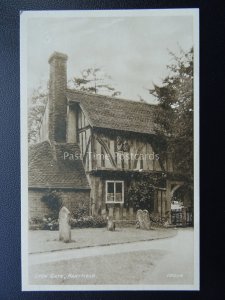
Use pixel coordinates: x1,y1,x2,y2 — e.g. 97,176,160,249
20,9,199,291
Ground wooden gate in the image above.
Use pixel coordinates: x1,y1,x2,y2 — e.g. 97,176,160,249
171,207,193,227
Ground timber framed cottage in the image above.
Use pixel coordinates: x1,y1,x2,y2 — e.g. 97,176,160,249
29,52,189,223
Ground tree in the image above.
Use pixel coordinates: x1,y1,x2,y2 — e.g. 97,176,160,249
69,67,121,97
149,47,194,177
28,86,48,144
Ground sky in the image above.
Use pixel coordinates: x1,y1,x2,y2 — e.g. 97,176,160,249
25,11,194,104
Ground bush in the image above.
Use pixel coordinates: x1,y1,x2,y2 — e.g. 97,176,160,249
127,181,155,211
29,215,59,231
70,215,107,228
41,190,63,217
41,217,59,230
73,206,89,219
29,214,107,231
126,174,166,211
29,217,43,225
29,217,43,230
149,214,166,227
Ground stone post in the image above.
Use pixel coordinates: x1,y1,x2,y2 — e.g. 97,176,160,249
143,210,151,230
136,209,145,229
59,206,71,243
107,216,115,231
182,207,187,226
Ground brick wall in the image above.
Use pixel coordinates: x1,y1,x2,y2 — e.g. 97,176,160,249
48,52,68,143
29,189,90,219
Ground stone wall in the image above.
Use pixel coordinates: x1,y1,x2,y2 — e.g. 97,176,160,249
29,188,90,219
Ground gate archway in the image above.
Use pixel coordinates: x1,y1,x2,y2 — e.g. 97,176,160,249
170,183,193,227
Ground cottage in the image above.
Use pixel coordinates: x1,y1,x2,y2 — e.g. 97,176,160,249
28,52,187,223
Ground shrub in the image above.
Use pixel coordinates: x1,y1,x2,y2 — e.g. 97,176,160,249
29,215,59,230
73,206,89,219
41,190,63,217
125,174,166,211
70,215,107,228
41,216,59,230
29,217,43,230
127,181,155,211
29,217,43,225
149,214,166,227
29,213,107,231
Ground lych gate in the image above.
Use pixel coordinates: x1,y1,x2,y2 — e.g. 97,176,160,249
168,181,193,227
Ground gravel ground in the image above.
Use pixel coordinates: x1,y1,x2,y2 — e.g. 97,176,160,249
29,227,177,254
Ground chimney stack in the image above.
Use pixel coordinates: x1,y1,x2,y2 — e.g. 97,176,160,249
48,52,68,143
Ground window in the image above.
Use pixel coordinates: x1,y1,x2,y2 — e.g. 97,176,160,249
106,181,124,203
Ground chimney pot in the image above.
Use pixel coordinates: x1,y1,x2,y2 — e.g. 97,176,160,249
48,52,68,64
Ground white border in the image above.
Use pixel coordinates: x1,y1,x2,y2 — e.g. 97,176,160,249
193,9,200,291
20,8,199,291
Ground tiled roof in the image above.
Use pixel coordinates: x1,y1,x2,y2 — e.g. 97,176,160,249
28,141,90,189
66,89,158,135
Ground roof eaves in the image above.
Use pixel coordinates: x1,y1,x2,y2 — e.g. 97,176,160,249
29,185,91,190
92,126,156,136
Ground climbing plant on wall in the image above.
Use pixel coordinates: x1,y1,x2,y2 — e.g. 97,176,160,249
125,173,166,211
127,181,155,211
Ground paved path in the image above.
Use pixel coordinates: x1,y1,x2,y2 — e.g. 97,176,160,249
29,228,197,286
29,233,176,266
29,227,176,254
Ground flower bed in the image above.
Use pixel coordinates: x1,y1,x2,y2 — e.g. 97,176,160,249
29,215,107,230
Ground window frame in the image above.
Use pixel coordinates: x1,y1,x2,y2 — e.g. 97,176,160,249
105,180,124,204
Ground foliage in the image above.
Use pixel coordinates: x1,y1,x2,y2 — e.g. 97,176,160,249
29,216,43,229
28,86,48,144
127,174,158,211
29,214,107,230
41,190,63,217
28,68,121,143
149,47,194,176
73,206,89,219
149,214,167,227
29,216,59,231
69,67,121,97
128,181,155,211
41,217,59,230
126,172,166,211
70,215,107,228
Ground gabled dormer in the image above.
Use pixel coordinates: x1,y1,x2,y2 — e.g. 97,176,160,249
66,90,173,174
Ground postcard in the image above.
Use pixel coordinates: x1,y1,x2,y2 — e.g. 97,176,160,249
20,8,199,291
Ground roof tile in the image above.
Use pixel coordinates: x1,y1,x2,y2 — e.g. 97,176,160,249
67,89,158,135
28,141,90,189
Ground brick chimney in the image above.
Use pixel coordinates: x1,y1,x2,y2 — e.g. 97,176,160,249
48,52,68,143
